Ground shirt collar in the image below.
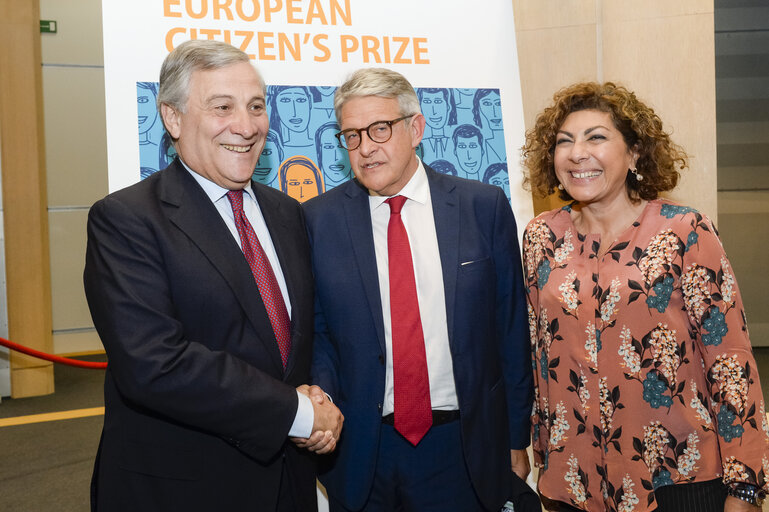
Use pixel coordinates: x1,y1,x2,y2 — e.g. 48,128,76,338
370,158,428,210
181,158,255,203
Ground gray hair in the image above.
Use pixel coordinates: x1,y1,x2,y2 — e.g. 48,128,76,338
333,68,421,125
158,40,263,113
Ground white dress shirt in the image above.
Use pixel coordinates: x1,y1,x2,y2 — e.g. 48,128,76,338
184,163,313,438
369,159,459,416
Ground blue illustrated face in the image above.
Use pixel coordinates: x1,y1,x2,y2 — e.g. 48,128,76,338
456,88,474,96
253,138,280,185
420,90,448,130
276,88,311,133
455,135,483,174
137,92,158,134
489,170,510,198
316,86,335,96
319,128,349,184
480,91,502,131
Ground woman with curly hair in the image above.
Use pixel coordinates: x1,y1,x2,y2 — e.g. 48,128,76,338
522,82,768,512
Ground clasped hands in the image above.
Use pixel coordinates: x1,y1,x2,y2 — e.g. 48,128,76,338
292,384,343,454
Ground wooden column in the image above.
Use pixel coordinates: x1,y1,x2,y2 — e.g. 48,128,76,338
0,0,55,397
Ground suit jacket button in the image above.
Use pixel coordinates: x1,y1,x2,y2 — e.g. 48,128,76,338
378,403,382,411
378,354,384,365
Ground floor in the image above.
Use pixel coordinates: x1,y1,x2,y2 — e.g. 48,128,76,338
2,350,769,511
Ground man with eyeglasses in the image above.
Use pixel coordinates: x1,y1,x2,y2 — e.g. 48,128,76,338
302,68,533,512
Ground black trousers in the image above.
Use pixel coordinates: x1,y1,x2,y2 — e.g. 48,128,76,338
556,478,727,512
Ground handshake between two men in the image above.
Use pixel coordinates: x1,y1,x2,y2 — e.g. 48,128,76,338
293,384,344,455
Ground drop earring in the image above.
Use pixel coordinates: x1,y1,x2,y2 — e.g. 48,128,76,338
557,183,564,190
630,168,643,181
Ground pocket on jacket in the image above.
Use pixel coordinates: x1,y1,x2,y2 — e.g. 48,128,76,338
459,256,491,273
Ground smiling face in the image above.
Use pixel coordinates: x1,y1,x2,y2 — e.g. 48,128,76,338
554,109,639,207
339,95,424,197
420,90,448,130
454,135,483,174
161,62,268,190
276,87,311,133
480,91,502,131
319,127,349,183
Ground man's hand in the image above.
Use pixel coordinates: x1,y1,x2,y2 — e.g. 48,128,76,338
291,385,343,454
510,449,530,481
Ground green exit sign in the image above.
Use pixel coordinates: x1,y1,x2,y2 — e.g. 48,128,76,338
40,20,57,34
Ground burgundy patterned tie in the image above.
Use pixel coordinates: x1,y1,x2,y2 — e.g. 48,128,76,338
385,195,432,445
226,190,291,368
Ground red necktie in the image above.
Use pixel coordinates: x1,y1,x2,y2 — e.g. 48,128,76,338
385,195,432,445
226,190,291,368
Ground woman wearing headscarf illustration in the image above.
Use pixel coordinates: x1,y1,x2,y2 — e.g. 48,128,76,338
472,89,506,164
269,85,313,148
315,122,351,190
138,82,160,178
252,130,284,188
279,155,324,202
483,162,510,201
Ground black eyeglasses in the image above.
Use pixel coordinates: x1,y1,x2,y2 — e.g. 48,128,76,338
335,115,415,151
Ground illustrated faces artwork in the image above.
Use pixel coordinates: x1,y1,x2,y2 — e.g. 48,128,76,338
137,83,159,136
455,135,483,175
420,90,449,130
479,90,502,131
280,156,323,202
276,87,311,134
317,124,350,184
253,130,283,185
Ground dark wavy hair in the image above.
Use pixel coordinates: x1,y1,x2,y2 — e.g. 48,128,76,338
522,82,688,202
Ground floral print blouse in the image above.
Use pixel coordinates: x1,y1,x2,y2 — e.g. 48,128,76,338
524,199,769,511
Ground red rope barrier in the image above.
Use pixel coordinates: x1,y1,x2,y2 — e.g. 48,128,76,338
0,336,107,369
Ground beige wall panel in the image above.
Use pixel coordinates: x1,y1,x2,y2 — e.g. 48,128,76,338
53,329,102,355
602,0,712,22
513,0,596,31
39,0,103,65
602,14,717,220
515,24,597,215
49,210,92,333
514,25,598,129
718,207,769,347
43,66,108,207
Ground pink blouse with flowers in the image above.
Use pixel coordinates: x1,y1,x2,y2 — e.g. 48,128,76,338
524,199,769,511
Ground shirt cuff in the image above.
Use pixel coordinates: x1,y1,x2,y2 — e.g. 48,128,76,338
288,390,314,438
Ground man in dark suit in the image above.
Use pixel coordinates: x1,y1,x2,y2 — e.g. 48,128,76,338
84,40,342,512
303,68,533,511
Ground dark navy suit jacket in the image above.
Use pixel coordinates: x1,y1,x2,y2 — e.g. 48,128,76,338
84,160,316,511
303,165,533,511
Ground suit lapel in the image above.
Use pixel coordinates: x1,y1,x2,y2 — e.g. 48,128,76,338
160,162,285,373
343,181,387,354
426,167,460,347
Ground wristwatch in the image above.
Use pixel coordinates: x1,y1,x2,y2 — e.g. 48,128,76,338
727,483,766,507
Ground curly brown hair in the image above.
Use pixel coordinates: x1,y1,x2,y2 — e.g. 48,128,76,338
521,82,688,201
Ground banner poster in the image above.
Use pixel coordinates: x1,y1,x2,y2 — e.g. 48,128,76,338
102,0,533,231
